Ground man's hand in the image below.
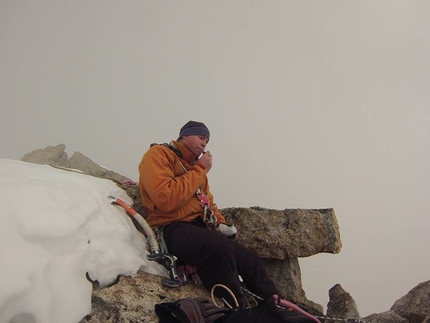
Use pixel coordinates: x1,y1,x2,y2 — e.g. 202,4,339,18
196,151,213,172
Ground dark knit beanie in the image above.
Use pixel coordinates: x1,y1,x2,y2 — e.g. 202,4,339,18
179,121,210,140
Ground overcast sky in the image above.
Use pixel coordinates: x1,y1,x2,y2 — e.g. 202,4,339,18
1,1,429,316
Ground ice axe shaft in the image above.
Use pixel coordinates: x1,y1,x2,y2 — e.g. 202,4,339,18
108,196,160,254
108,196,183,288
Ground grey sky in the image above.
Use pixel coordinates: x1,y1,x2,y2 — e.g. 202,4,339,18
1,1,429,315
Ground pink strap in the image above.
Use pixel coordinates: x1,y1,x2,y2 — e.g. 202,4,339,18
273,295,321,323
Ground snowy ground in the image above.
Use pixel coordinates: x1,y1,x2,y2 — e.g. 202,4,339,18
0,159,167,323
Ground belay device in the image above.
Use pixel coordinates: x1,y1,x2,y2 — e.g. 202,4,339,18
108,196,184,288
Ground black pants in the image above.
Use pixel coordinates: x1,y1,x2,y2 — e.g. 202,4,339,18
163,221,280,308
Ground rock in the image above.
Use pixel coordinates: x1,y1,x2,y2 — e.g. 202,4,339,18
222,207,342,259
219,207,337,316
364,311,408,323
262,257,324,315
21,144,131,183
68,151,130,183
363,280,430,323
119,181,146,218
80,271,217,323
325,284,361,323
21,143,69,166
390,280,430,322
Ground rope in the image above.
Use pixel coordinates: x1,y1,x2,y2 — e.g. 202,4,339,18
241,287,367,323
210,284,239,309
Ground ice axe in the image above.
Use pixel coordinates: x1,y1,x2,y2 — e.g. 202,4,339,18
108,196,183,288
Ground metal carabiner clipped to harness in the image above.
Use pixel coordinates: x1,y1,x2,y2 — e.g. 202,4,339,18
204,207,217,225
197,193,217,228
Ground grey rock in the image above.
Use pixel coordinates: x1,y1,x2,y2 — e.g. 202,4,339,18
80,271,218,323
262,257,324,315
325,284,361,323
391,280,430,322
21,143,69,166
364,311,408,323
222,207,342,258
119,181,146,218
362,280,430,323
68,151,130,183
21,144,131,183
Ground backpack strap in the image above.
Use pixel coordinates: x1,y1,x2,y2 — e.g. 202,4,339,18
150,142,183,157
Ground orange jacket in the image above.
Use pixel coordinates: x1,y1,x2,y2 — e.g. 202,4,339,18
138,140,226,229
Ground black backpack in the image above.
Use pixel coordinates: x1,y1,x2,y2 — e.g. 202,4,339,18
155,298,229,323
155,285,320,323
154,297,319,323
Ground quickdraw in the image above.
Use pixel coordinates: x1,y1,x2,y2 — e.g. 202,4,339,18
196,192,217,227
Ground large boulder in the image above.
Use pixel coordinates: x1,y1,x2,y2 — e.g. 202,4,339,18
222,207,342,259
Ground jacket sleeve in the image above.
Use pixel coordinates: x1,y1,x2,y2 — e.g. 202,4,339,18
139,146,207,213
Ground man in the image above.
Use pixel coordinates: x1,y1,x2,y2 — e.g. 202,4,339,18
139,121,319,322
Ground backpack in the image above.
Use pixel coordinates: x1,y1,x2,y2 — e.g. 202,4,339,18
154,298,319,323
155,285,320,323
155,298,229,323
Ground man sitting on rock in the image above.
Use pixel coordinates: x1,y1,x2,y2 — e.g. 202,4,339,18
138,120,319,322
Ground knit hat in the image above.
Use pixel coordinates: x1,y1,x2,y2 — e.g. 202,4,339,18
179,121,210,140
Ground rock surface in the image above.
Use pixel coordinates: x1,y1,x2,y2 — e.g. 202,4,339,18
81,272,215,323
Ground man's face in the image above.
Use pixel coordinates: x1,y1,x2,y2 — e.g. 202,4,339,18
180,135,209,158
